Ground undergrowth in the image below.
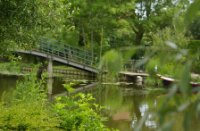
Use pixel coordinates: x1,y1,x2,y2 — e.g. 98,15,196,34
0,74,110,130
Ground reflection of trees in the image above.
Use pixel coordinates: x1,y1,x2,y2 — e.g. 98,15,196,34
132,95,142,120
104,85,123,113
94,85,159,130
0,75,17,99
97,85,148,117
96,85,135,116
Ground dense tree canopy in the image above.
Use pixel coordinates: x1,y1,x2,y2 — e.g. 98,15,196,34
188,15,200,40
60,0,192,52
0,0,194,52
0,0,67,55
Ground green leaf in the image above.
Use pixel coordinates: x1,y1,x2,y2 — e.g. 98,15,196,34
178,62,191,97
185,0,200,26
99,50,123,75
63,84,74,93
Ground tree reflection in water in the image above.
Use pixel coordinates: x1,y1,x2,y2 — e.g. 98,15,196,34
92,84,159,131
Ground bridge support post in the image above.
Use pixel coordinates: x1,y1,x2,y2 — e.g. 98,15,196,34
47,58,53,99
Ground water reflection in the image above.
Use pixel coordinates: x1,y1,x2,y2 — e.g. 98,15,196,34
0,75,18,97
0,76,158,130
90,85,199,131
92,85,158,131
1,75,200,130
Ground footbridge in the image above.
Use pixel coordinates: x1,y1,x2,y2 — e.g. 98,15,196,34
16,40,99,74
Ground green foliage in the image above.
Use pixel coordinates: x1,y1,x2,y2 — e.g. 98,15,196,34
54,93,109,130
185,0,200,26
145,76,162,87
102,85,123,111
0,0,69,55
145,27,190,78
66,0,179,50
184,0,200,39
145,58,159,75
188,40,200,73
152,28,188,48
0,75,59,130
154,90,200,131
0,62,36,75
63,83,75,93
187,16,200,39
0,0,190,58
137,1,200,130
1,0,200,130
99,50,123,75
0,102,59,130
13,74,46,103
0,75,110,130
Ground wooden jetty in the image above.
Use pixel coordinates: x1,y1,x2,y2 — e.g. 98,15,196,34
119,72,200,88
119,71,149,77
157,74,200,87
119,71,149,84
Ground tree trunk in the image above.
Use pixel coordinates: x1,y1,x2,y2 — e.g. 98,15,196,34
132,21,145,46
135,30,144,45
78,27,85,46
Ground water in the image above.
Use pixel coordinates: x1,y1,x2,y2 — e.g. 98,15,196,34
90,85,159,131
91,85,200,131
0,75,18,97
0,75,65,96
1,75,200,131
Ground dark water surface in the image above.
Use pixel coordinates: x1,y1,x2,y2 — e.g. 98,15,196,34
85,85,200,131
87,85,159,131
0,75,18,97
1,75,200,131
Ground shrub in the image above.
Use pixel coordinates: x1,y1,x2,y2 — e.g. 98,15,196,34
0,75,110,130
0,75,60,130
54,93,110,131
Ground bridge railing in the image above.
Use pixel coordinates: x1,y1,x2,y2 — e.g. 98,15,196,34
124,59,145,72
38,40,96,66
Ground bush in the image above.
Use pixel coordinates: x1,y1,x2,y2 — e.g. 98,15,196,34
0,75,60,130
0,75,110,130
54,93,110,130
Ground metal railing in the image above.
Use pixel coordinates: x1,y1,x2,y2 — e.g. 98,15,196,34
37,40,96,66
123,59,145,72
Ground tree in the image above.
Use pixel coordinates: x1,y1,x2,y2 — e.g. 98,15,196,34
132,0,187,45
0,0,67,56
64,0,137,54
188,16,200,40
65,0,187,53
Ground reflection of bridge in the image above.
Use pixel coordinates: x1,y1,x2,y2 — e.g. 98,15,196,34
16,40,99,74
